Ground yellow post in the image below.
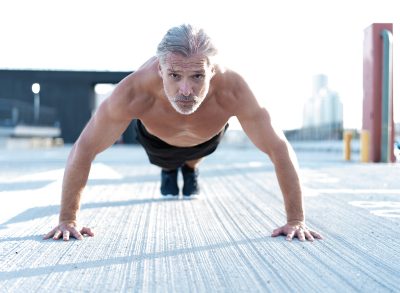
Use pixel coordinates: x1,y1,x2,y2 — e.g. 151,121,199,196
343,131,352,161
360,130,370,162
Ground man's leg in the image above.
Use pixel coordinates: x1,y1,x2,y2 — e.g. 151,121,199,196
160,168,179,196
184,158,203,169
134,120,179,197
181,158,202,196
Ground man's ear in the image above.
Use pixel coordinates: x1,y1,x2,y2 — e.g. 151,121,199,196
158,63,163,78
210,65,216,77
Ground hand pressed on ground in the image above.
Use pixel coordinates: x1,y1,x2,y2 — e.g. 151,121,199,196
43,221,94,241
271,222,323,242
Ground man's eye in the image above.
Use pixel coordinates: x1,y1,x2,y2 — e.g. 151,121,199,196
193,74,205,80
169,73,180,80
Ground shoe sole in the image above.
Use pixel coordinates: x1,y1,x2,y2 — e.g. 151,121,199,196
182,193,199,199
161,194,179,199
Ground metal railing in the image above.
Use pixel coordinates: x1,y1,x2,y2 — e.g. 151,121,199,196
284,122,344,141
380,29,393,162
0,98,59,127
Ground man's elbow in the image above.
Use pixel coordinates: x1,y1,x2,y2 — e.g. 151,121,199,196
268,139,291,164
71,138,97,163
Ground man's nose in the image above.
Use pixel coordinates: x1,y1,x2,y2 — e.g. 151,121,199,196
179,81,192,96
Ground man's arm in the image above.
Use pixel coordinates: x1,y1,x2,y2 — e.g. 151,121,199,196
233,74,322,241
44,85,133,241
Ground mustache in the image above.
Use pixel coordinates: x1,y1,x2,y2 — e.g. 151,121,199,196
172,95,199,102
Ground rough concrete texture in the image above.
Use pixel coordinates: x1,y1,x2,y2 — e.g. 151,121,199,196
0,144,399,292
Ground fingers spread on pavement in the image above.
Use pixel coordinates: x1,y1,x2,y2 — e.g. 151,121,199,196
63,230,70,241
53,230,62,240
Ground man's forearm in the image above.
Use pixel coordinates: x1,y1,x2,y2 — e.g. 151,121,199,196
59,145,93,222
271,141,304,223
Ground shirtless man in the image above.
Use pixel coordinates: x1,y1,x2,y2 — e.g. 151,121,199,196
44,24,322,242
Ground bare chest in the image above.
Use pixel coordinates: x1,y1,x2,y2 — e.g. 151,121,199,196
139,100,231,147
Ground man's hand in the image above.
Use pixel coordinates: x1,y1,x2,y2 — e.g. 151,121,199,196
43,221,94,241
271,221,323,242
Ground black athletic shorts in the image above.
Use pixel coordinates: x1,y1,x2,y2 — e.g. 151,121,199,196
135,119,229,170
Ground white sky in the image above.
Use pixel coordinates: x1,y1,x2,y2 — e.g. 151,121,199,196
0,0,398,130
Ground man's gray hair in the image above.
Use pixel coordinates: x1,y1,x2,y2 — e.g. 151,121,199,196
157,24,218,65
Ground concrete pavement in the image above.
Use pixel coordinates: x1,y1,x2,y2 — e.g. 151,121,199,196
0,143,399,292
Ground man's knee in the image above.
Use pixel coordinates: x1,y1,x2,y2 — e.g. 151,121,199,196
185,158,203,169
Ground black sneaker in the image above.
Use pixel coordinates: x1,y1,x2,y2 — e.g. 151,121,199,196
160,169,179,196
181,164,199,197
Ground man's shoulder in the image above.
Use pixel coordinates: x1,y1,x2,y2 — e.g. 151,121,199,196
214,65,238,79
116,57,161,96
107,57,161,118
136,56,159,74
124,56,160,85
213,65,247,90
210,65,258,115
213,65,251,96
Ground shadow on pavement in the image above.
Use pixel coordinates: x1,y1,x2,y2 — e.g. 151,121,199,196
0,234,281,280
0,180,55,192
0,196,191,229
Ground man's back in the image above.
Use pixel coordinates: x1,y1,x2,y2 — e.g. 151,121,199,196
43,24,321,242
116,56,240,147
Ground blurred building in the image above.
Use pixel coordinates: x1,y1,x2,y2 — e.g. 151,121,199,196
285,74,343,141
303,74,343,128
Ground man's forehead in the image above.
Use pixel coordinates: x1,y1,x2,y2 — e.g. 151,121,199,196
163,53,210,71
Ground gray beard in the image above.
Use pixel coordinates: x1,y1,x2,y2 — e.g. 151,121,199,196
168,94,203,115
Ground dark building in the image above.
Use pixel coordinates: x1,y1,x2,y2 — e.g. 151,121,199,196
0,69,133,143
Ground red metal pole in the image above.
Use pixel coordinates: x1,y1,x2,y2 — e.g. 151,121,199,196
362,23,394,162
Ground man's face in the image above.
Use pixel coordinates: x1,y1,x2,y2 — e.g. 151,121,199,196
159,53,215,115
